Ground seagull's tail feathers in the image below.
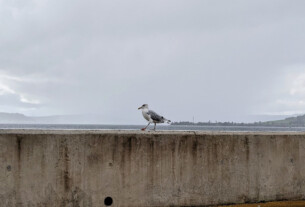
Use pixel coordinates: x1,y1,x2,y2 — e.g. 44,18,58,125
165,119,171,124
161,116,171,124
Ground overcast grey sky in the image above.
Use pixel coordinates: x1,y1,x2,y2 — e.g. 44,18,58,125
0,0,305,124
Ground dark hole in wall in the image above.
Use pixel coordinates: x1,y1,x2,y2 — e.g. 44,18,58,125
104,197,113,206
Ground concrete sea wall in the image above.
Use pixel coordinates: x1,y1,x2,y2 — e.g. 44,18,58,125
0,130,304,207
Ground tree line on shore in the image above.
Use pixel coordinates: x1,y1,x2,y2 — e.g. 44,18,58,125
171,114,305,127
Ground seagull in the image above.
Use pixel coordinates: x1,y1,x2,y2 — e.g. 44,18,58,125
138,104,171,131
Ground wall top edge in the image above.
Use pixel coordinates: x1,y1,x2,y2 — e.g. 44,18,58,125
0,129,304,136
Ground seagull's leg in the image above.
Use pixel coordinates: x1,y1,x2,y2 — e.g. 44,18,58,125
153,123,156,131
141,122,150,131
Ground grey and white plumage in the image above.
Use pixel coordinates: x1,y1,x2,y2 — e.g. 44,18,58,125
138,104,171,131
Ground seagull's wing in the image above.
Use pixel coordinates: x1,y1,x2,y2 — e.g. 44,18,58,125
147,110,163,122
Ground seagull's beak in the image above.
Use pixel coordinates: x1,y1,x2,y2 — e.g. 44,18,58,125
138,106,142,110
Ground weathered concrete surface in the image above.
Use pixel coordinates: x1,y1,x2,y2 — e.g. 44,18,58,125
0,130,304,207
221,200,305,207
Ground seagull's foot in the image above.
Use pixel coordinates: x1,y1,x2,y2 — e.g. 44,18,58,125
141,128,146,131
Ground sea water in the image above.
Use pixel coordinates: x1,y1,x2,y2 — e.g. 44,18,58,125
0,124,304,132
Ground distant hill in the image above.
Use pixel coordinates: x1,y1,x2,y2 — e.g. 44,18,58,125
171,114,305,127
0,112,33,123
263,114,305,127
0,112,105,124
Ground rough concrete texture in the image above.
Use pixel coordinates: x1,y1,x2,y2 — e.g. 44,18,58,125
0,130,304,207
222,200,305,207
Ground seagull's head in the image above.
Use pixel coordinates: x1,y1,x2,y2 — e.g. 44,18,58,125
138,104,148,110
